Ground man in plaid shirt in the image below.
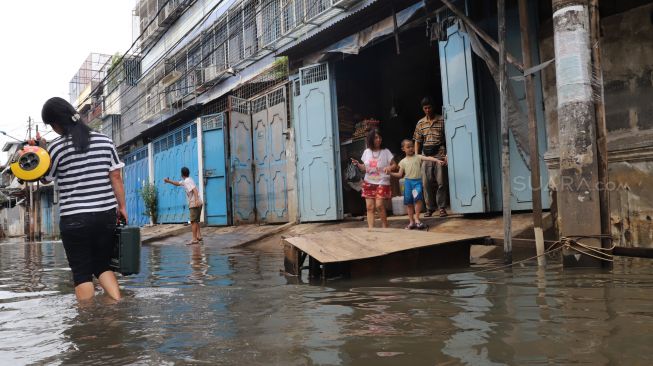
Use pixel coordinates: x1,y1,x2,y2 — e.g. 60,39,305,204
413,97,448,217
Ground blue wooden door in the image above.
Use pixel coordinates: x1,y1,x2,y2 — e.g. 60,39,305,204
439,22,486,213
201,113,229,225
40,191,56,237
229,96,256,224
251,87,289,223
153,123,199,223
293,64,342,222
506,4,550,210
123,147,150,226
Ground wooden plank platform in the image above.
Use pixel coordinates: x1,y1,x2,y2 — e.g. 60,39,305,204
283,228,487,280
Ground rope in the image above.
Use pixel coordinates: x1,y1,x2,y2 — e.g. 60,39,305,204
474,234,615,274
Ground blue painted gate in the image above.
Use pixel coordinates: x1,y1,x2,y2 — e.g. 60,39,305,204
251,87,289,223
439,21,486,214
293,63,342,222
229,96,256,224
123,147,150,226
201,113,229,225
153,122,199,223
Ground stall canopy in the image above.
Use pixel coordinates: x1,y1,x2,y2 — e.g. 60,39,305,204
313,2,424,61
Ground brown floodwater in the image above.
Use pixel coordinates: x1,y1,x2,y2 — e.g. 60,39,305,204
1,240,652,365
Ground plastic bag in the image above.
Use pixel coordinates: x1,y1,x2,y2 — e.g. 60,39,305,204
345,161,363,183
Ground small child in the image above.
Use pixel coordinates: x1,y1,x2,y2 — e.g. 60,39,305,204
390,139,444,230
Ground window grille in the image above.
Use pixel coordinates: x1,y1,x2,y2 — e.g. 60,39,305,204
260,0,282,47
293,79,301,96
251,96,267,113
202,113,226,131
268,88,285,106
243,1,258,58
301,63,328,85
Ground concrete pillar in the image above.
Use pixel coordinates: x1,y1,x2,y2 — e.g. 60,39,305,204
552,0,603,267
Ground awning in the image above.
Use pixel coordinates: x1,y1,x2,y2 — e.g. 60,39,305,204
312,2,424,62
278,0,424,59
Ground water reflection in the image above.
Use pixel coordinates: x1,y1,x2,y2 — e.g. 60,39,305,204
1,241,653,365
442,272,500,365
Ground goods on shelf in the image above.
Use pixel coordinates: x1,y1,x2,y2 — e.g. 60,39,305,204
352,118,380,139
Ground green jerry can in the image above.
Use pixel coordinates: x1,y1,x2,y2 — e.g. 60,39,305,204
111,223,141,275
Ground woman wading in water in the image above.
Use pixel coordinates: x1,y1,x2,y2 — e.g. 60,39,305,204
38,97,127,302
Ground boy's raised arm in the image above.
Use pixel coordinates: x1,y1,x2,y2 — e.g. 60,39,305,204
418,154,444,165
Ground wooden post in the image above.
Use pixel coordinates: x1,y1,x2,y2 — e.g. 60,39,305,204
499,0,512,264
589,0,611,256
283,242,300,275
392,7,400,55
518,0,545,267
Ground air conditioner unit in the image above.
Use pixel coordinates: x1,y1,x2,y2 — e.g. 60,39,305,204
203,65,221,83
203,65,232,84
160,70,182,87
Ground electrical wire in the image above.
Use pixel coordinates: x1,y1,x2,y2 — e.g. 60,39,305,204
73,0,176,111
101,0,330,134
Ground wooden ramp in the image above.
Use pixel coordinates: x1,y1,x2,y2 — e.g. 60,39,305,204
283,228,487,280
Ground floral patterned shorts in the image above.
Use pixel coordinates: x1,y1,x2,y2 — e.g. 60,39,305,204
361,181,391,199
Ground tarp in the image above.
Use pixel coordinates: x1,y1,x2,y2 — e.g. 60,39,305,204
461,21,532,169
313,2,424,62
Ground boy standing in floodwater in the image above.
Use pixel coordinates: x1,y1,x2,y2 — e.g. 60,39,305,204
164,167,203,244
390,139,444,230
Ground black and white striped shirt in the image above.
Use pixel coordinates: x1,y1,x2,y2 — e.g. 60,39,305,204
45,132,124,216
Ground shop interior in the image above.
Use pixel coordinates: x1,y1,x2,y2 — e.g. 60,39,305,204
334,25,444,216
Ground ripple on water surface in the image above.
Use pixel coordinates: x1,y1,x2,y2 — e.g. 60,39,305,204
1,241,653,365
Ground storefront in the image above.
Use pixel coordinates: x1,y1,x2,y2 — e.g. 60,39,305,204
287,0,551,222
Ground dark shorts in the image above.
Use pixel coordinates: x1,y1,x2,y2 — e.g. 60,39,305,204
403,178,424,205
189,206,202,223
60,209,117,286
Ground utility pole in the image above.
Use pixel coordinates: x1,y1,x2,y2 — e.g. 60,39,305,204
518,0,545,266
28,117,34,242
35,124,41,241
552,0,603,267
499,0,512,264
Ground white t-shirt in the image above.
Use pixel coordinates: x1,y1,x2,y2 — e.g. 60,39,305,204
361,148,394,186
180,177,203,208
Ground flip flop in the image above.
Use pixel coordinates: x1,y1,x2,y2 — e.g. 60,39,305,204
405,223,416,230
186,240,199,245
415,222,428,230
439,209,448,217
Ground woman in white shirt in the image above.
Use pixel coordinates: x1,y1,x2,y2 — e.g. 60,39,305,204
352,129,396,228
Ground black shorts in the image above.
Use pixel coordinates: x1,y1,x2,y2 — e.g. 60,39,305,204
60,209,117,286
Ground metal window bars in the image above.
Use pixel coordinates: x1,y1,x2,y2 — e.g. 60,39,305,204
132,0,360,125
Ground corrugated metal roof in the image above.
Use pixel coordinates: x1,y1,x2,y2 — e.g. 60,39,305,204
277,0,425,58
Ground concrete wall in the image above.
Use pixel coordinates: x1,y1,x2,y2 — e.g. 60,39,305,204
1,205,25,237
541,3,653,247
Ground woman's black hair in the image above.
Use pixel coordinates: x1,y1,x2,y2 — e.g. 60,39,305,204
366,129,382,150
41,97,91,152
